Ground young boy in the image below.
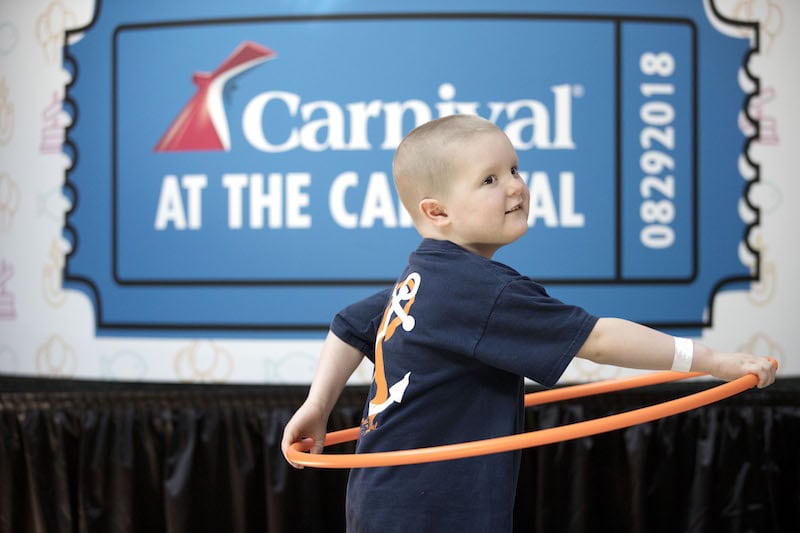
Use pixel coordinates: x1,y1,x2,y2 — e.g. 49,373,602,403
281,115,776,532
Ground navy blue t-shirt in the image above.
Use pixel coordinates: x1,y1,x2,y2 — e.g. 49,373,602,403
331,239,598,532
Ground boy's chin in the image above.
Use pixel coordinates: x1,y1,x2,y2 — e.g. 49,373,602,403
508,225,529,242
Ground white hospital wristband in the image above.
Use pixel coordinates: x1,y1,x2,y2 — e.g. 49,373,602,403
671,337,694,372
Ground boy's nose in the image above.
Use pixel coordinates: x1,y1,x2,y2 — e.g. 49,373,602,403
507,176,525,195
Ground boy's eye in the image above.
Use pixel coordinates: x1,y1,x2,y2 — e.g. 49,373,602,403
511,166,519,176
483,175,496,185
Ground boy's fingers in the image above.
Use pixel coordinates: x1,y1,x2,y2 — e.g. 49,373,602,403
756,357,777,388
285,437,315,469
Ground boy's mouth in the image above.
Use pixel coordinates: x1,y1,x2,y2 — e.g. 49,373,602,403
505,205,523,214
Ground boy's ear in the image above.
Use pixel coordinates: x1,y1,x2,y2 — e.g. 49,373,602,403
419,198,449,226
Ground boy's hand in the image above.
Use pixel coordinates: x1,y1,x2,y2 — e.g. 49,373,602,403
706,352,777,389
281,400,329,469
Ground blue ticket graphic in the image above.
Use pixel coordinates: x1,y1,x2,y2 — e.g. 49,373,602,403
63,1,759,335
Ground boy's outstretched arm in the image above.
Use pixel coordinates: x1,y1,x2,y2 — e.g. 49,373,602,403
576,317,776,388
281,330,365,468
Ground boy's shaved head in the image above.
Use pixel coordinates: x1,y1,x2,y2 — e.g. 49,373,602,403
393,115,501,221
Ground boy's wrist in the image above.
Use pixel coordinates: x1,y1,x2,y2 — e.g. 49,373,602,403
303,396,333,418
671,337,694,372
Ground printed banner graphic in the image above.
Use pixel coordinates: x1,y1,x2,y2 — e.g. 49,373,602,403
63,1,759,335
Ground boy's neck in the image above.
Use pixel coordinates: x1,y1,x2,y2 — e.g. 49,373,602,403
421,236,500,260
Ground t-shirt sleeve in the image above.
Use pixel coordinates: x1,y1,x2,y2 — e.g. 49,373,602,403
330,288,391,362
475,279,598,387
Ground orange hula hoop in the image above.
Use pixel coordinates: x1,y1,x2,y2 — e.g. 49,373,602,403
287,361,776,469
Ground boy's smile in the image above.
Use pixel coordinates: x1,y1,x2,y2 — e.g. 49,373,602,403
435,128,530,258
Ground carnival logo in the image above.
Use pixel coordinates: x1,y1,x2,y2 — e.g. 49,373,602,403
154,41,276,152
155,40,577,155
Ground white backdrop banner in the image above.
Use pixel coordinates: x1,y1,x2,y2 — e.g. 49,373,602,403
1,0,796,382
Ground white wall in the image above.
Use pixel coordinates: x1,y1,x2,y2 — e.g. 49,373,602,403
0,0,797,383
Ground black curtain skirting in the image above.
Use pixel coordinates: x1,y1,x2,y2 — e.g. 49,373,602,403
1,375,798,533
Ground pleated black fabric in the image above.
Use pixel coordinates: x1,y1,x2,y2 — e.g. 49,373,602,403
1,375,798,533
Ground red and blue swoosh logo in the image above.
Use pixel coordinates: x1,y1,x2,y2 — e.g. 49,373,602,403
155,41,276,152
